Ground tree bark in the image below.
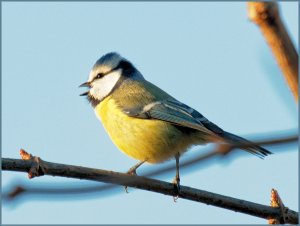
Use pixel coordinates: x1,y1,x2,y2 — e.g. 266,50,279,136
248,2,298,102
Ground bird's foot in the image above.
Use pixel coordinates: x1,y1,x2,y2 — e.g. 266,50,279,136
172,176,180,202
126,168,137,176
124,160,146,193
124,167,138,193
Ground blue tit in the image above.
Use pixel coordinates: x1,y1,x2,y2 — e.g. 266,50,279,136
80,52,272,188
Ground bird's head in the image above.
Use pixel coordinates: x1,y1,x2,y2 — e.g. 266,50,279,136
80,52,142,104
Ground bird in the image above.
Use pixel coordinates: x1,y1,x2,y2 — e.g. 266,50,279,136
79,52,272,190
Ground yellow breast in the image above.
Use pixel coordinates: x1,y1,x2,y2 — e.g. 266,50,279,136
95,97,196,163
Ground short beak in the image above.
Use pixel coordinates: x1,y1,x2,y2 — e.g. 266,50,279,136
79,81,91,88
79,81,91,96
80,91,89,96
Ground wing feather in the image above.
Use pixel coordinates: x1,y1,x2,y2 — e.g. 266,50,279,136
124,98,216,136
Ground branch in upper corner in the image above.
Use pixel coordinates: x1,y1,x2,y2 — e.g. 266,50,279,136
247,2,299,102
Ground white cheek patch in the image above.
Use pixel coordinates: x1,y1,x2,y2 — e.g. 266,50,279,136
90,69,121,100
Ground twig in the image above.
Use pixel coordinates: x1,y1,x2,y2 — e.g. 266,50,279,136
1,155,298,224
3,133,298,199
2,134,298,222
149,134,298,177
268,189,289,224
3,134,298,200
247,2,298,101
3,134,297,203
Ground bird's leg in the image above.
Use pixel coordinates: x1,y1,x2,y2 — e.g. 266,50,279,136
126,160,146,175
125,160,146,193
172,153,180,200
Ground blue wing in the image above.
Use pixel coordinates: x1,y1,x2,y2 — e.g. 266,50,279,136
124,98,221,136
124,98,272,158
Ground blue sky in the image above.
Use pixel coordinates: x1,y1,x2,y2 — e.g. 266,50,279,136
2,2,298,224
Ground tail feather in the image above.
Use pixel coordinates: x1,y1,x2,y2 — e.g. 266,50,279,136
221,131,273,158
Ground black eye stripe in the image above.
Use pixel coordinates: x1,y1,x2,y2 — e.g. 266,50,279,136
93,60,135,82
96,73,104,79
94,66,118,81
93,71,110,82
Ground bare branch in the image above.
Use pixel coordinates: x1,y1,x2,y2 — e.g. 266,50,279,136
2,133,298,223
150,133,298,177
247,2,298,102
2,153,298,224
3,133,298,203
3,133,298,198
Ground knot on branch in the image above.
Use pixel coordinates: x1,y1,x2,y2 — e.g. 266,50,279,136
20,149,46,179
268,188,288,224
248,2,279,26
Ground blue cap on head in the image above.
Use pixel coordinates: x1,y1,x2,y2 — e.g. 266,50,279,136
93,52,123,70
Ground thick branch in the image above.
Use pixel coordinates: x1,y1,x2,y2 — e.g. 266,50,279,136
247,2,298,102
2,157,298,224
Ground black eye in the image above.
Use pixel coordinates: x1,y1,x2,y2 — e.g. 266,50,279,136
96,73,104,79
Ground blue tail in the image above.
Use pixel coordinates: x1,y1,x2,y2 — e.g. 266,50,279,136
221,131,272,158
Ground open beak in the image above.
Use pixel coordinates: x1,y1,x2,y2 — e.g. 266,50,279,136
79,81,91,88
80,91,89,96
79,81,91,96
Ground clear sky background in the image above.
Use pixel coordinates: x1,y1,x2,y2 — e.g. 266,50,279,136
2,2,298,224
